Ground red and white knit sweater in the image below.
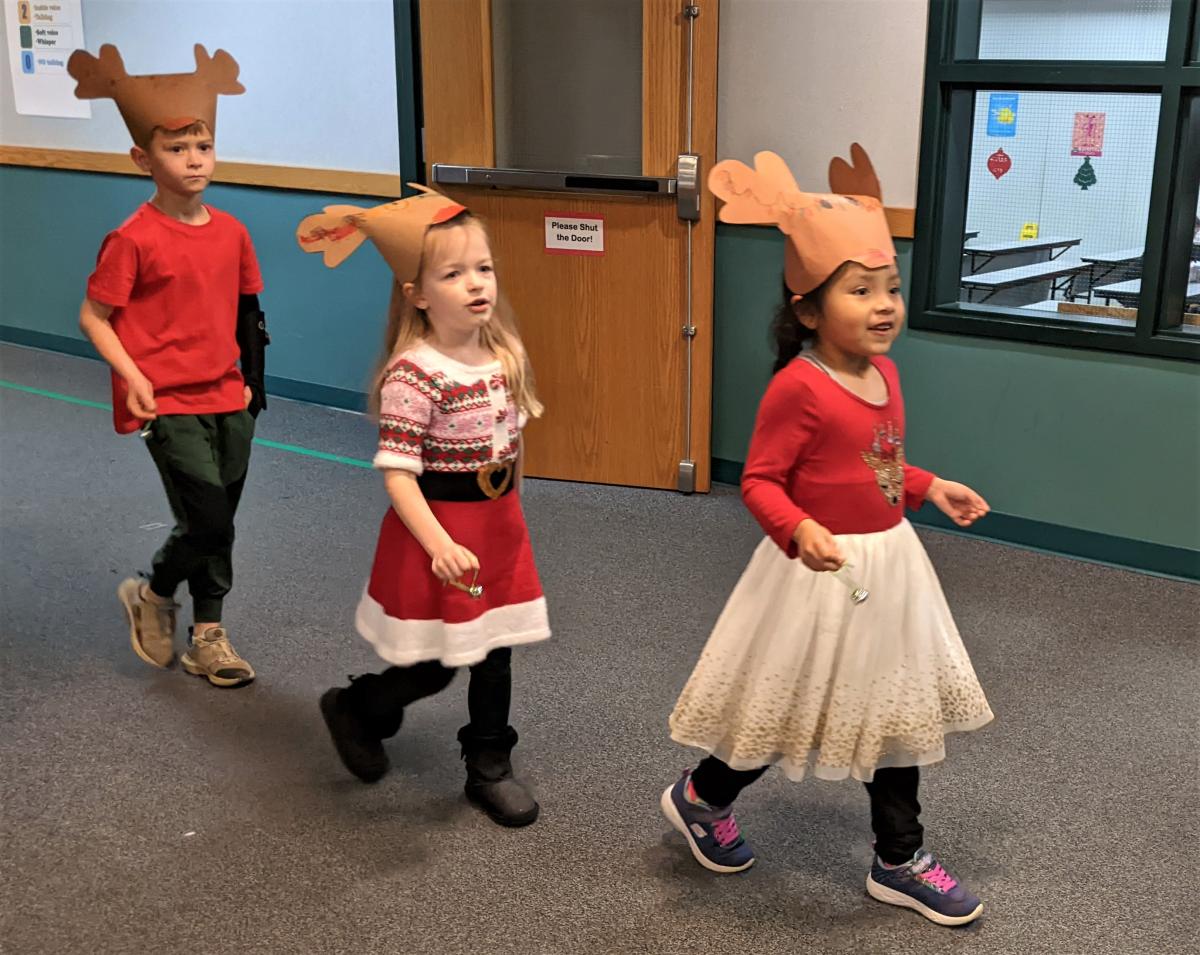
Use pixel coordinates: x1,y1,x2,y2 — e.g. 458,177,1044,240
374,342,525,474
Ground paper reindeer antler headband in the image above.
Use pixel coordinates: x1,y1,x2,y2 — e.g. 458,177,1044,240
295,186,468,285
68,43,244,148
708,144,896,295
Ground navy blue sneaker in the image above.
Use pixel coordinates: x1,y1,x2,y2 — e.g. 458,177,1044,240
866,850,983,926
660,770,755,873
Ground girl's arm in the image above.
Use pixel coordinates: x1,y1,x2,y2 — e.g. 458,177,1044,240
382,469,478,581
925,477,990,527
78,297,157,420
903,462,937,510
902,445,986,524
514,434,525,493
741,370,821,558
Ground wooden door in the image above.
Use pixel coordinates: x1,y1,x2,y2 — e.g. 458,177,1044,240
419,0,718,491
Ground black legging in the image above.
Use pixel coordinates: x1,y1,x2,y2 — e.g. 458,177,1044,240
690,755,924,865
341,646,512,740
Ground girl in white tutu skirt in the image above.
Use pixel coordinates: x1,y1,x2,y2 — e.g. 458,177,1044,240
662,146,993,927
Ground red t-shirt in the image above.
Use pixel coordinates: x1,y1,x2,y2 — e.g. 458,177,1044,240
87,203,264,433
741,355,936,555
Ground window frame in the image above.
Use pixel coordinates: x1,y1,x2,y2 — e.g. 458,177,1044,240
909,0,1200,361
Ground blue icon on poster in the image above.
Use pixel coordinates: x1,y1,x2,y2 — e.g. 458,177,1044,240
987,94,1018,137
21,51,36,74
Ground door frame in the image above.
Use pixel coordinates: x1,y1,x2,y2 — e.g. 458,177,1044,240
414,0,718,491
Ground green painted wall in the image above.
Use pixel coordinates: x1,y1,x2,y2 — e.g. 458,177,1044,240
711,224,1200,552
2,171,1196,554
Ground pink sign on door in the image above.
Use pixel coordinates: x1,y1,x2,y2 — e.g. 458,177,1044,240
1072,112,1105,157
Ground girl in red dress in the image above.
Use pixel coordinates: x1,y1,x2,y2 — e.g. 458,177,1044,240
297,188,549,826
662,148,994,925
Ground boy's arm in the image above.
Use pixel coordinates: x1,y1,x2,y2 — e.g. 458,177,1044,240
236,226,268,416
236,292,269,417
79,298,157,420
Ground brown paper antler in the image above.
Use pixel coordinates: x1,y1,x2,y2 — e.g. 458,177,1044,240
707,145,895,294
828,142,883,201
296,187,468,284
296,205,373,269
66,43,129,98
68,43,244,147
707,151,802,226
191,46,244,95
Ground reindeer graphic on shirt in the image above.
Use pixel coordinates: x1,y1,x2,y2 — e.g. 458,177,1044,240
861,422,906,507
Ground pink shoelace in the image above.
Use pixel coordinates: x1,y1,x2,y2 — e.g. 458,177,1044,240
917,861,958,893
711,814,742,847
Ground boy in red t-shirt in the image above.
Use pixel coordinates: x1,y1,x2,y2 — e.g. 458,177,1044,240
70,44,267,686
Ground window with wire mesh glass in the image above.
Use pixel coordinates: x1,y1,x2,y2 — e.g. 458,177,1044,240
909,0,1200,361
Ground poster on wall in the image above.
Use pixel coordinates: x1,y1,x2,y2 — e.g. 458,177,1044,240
987,93,1018,137
987,148,1011,179
1071,112,1105,157
4,0,91,118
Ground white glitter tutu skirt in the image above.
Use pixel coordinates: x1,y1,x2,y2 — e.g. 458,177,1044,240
669,520,993,782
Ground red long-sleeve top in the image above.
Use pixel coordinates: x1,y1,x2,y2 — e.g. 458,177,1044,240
741,355,936,557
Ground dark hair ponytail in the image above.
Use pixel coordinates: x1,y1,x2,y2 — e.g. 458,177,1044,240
770,279,812,374
769,263,850,374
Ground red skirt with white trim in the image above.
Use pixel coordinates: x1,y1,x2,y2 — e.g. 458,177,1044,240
355,491,550,667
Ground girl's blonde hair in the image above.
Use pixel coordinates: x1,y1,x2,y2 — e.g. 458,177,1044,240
370,212,543,419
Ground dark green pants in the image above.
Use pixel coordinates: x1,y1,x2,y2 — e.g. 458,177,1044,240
143,410,254,621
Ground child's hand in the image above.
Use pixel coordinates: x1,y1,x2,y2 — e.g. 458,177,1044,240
126,374,157,420
793,519,845,572
927,478,990,526
243,385,252,409
431,542,480,583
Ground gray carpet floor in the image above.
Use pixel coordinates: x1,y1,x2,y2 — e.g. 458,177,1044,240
1,343,1197,955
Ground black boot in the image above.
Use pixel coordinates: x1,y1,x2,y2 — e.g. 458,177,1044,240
319,683,396,783
321,662,456,783
458,725,539,827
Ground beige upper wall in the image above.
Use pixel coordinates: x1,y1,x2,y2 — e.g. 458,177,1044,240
717,0,928,207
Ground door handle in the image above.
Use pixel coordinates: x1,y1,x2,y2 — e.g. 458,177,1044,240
676,154,701,222
432,165,677,197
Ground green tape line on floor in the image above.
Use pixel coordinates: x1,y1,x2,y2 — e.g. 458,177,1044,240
0,380,111,411
0,380,374,470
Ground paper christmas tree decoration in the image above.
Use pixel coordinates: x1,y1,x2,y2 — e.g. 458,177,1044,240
1073,157,1097,191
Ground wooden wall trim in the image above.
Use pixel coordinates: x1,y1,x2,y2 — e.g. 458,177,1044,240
884,206,916,239
419,0,495,171
0,145,404,198
1,146,918,238
642,0,685,178
689,0,719,492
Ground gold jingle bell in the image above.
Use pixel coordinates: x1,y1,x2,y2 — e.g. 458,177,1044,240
447,568,484,599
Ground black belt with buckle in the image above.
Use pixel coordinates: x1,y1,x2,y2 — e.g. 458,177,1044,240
417,462,515,502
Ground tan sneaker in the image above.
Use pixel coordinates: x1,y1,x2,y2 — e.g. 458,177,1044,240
117,577,177,668
181,627,255,687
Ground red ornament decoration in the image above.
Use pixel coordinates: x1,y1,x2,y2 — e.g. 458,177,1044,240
987,148,1011,179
